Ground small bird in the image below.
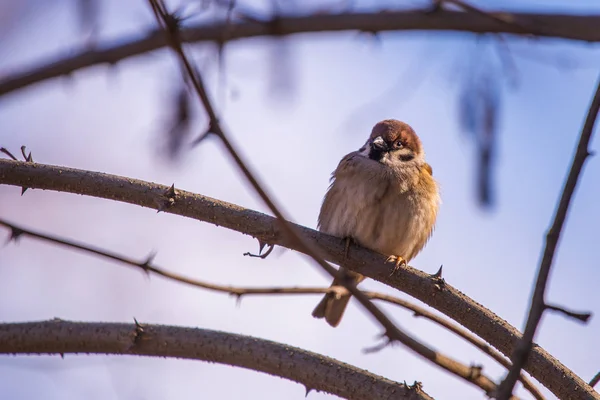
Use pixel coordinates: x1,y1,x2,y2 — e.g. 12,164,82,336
312,119,440,327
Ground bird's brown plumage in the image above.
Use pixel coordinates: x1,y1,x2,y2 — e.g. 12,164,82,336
312,119,439,327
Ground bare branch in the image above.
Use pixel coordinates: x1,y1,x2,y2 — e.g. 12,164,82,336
0,212,549,398
0,158,595,399
0,10,599,97
368,293,544,400
146,1,505,395
0,320,432,400
496,74,600,399
0,216,548,398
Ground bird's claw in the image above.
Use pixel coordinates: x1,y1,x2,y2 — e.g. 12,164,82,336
386,255,406,276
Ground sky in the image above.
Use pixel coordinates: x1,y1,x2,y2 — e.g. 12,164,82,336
1,0,600,399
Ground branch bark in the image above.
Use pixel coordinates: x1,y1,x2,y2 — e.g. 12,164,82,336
0,158,596,399
0,319,432,400
1,9,599,97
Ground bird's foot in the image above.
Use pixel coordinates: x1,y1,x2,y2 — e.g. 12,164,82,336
386,255,407,276
343,237,356,261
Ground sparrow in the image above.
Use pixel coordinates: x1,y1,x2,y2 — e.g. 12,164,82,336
312,119,440,327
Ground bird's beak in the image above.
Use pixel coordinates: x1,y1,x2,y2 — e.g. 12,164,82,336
369,136,388,161
371,136,388,152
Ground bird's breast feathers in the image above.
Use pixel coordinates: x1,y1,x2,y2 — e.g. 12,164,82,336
318,152,439,261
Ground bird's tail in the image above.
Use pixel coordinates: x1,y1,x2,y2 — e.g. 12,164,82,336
311,269,364,327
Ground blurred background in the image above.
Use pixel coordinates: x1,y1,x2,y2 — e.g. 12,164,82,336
1,0,599,399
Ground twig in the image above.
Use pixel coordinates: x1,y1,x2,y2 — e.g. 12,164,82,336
590,371,600,388
496,74,600,399
0,10,599,97
0,147,18,160
0,158,596,399
0,218,313,296
0,320,431,400
545,303,591,323
0,216,544,399
146,1,507,395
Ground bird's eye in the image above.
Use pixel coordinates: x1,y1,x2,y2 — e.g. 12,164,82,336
395,140,404,148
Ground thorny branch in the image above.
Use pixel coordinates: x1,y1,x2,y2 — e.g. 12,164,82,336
496,75,600,399
0,9,599,97
146,0,507,395
0,320,432,400
0,158,596,399
0,217,543,399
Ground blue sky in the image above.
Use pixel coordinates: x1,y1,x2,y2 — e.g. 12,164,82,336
1,1,599,399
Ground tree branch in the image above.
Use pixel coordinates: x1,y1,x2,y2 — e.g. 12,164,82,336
368,293,544,400
0,158,596,399
141,2,508,396
0,9,599,97
0,320,432,400
496,74,600,399
0,216,545,400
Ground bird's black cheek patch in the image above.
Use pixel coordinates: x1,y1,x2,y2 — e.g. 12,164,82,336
399,153,414,162
369,149,384,161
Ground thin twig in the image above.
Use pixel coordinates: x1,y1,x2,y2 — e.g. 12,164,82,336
0,10,599,97
0,147,18,160
590,371,600,388
0,217,544,400
545,303,591,323
147,1,507,395
1,158,596,399
496,75,600,399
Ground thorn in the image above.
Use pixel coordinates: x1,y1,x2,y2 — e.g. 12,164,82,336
0,147,18,160
165,183,177,198
157,184,177,212
587,150,596,157
231,293,242,307
430,265,446,291
20,146,33,162
7,227,24,243
408,381,423,392
59,353,65,359
131,318,145,347
243,241,274,259
304,385,314,397
545,303,592,323
191,129,212,147
140,252,156,275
